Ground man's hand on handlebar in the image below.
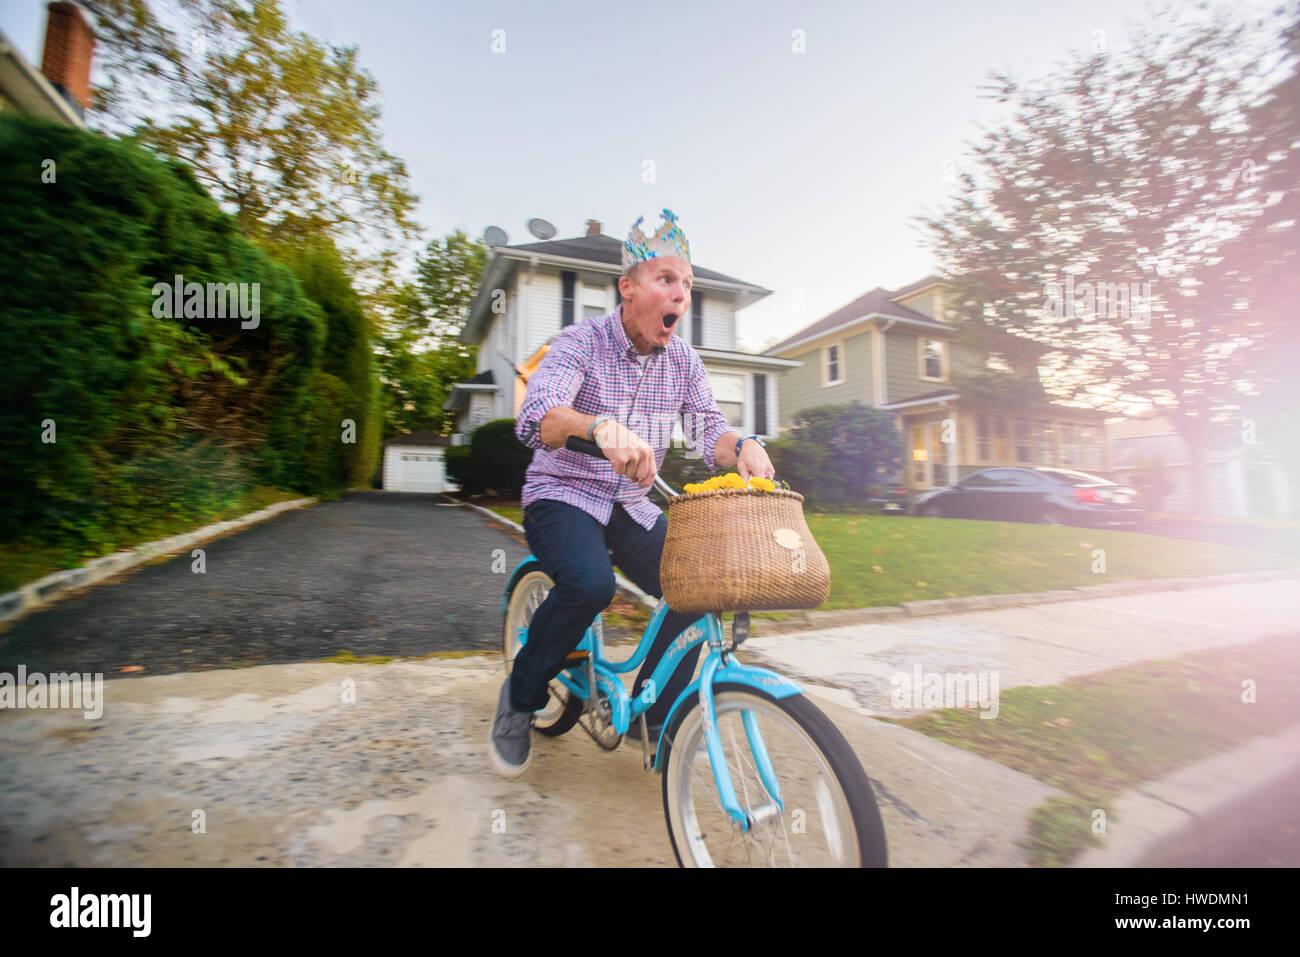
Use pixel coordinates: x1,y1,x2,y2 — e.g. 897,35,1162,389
593,419,657,488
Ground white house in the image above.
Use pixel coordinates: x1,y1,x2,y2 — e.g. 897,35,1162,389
446,220,797,442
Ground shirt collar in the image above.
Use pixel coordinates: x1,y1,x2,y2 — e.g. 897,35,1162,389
611,303,665,362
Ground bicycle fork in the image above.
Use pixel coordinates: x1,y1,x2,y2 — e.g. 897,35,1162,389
698,637,785,833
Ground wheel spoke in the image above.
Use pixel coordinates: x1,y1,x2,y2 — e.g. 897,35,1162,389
667,688,879,868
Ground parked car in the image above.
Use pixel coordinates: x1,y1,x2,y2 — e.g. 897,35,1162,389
910,467,1143,527
866,484,911,515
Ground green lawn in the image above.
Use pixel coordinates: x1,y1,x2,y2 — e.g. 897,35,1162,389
806,515,1298,609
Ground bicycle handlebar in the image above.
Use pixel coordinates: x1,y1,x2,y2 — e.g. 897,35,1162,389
565,436,678,500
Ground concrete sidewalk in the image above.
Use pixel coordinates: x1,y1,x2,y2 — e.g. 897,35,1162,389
1,576,1296,866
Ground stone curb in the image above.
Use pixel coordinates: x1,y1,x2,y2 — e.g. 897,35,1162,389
450,498,659,611
0,498,318,628
759,565,1300,631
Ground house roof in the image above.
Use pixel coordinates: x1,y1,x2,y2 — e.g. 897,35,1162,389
502,234,761,288
462,231,772,344
385,429,451,447
764,285,951,356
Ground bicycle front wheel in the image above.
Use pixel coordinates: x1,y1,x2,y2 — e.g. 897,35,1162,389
661,683,887,867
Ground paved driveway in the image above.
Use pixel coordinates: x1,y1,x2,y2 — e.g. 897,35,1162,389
0,492,530,679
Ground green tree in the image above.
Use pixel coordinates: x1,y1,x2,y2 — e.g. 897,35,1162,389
376,230,487,437
89,0,419,292
920,4,1299,514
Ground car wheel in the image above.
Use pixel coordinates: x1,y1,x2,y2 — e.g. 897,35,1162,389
1038,508,1067,527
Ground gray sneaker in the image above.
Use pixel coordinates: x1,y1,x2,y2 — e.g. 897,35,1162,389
489,678,533,778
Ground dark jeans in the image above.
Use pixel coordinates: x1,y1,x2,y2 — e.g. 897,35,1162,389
510,499,703,728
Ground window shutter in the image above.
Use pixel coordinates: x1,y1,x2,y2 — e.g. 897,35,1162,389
613,278,621,311
754,373,768,435
561,271,575,327
691,291,703,346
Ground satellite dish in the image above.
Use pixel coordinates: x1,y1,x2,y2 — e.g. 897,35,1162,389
527,218,556,240
483,226,508,246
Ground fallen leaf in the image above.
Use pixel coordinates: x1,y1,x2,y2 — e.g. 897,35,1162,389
891,533,904,539
916,581,928,587
1055,717,1074,727
120,665,144,673
872,565,883,573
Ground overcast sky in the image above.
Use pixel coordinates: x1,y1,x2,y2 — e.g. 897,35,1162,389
1,0,1280,351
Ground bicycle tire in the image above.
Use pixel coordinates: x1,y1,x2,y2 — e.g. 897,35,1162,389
502,566,583,737
660,682,887,867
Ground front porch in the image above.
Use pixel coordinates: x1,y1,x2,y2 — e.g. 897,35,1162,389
881,393,1113,490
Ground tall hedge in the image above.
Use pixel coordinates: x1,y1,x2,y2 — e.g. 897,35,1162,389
0,115,378,553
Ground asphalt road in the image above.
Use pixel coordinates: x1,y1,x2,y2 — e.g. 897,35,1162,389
0,492,531,680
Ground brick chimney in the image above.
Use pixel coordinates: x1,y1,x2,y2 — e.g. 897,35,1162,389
585,219,603,237
41,1,95,118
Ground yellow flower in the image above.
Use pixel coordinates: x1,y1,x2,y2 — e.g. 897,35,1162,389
748,477,776,491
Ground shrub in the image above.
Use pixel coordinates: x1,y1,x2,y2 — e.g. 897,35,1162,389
469,419,534,496
444,444,482,495
767,402,904,510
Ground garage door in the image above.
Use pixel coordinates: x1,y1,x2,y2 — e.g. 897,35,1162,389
392,450,449,493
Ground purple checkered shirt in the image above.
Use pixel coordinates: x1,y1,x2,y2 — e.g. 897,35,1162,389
515,305,733,530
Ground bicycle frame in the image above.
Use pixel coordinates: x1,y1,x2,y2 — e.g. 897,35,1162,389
503,557,803,832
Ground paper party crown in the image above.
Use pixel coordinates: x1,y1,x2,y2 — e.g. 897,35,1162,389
622,208,691,272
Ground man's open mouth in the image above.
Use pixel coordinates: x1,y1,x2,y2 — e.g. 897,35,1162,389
662,312,679,329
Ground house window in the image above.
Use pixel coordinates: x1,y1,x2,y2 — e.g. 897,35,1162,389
920,339,946,381
824,343,844,386
753,373,768,435
1059,423,1080,466
710,373,746,429
691,292,704,347
993,415,1009,462
580,281,609,322
977,414,991,462
1016,419,1047,464
561,271,576,327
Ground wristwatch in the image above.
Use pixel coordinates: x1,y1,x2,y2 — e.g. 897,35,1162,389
588,415,616,443
734,434,766,458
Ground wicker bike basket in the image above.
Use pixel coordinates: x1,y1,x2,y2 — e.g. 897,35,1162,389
660,488,831,613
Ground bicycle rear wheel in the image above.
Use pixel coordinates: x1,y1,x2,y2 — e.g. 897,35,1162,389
502,565,583,736
660,683,887,867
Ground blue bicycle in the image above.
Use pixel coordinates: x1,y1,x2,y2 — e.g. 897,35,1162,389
500,438,888,867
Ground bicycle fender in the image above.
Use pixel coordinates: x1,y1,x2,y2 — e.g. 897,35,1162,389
654,663,802,772
500,557,541,613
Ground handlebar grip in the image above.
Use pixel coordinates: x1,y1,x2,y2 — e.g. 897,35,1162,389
565,436,606,458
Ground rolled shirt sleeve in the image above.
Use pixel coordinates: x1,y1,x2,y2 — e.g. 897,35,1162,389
678,350,732,470
515,328,589,450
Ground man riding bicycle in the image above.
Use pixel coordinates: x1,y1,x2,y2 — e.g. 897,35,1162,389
490,209,777,778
